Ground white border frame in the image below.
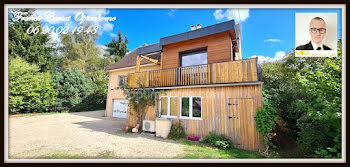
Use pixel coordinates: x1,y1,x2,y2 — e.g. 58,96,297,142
4,4,345,163
159,96,178,118
179,96,202,120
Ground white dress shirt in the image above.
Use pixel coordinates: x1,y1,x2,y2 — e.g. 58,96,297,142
311,41,323,50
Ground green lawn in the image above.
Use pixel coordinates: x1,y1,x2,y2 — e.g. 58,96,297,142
177,139,267,159
36,150,115,159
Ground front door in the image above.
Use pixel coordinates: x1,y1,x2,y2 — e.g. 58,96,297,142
227,98,259,151
112,99,128,118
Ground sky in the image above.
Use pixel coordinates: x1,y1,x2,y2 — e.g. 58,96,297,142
26,7,342,62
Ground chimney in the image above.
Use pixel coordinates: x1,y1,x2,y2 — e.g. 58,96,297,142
196,24,202,29
190,25,196,31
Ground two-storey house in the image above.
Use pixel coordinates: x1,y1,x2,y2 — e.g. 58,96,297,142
106,19,263,151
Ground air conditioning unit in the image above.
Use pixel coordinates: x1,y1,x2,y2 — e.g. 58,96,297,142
142,120,155,132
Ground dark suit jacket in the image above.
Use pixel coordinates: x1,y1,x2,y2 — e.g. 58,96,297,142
296,41,331,50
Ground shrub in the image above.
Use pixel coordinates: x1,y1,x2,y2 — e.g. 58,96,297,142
202,132,233,149
297,120,330,154
9,57,58,114
52,69,93,112
256,89,277,155
168,122,187,140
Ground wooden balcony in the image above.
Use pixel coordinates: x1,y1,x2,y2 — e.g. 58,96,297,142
127,58,259,88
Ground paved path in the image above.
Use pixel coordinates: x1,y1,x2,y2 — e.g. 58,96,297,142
8,110,184,159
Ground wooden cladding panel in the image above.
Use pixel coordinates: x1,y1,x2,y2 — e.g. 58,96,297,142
127,85,263,151
162,32,232,69
211,58,258,84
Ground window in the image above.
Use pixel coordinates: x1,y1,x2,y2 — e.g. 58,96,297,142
160,97,177,118
118,75,127,86
192,97,202,117
180,49,208,67
181,97,202,119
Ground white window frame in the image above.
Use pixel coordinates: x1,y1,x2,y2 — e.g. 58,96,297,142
159,96,178,118
180,96,202,120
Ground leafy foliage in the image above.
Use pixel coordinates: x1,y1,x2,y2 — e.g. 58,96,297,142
256,90,277,137
81,70,110,110
59,23,101,74
260,40,342,158
8,9,57,72
168,122,187,140
8,9,120,114
295,52,342,158
105,30,129,62
202,132,233,150
256,89,277,154
58,23,114,111
52,69,93,112
118,83,164,126
9,57,58,113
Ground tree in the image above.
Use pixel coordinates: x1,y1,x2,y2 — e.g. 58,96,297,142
118,82,163,128
81,69,110,110
8,9,57,72
105,30,129,62
59,23,115,111
260,40,342,158
9,57,58,113
59,23,100,75
52,69,93,112
295,45,342,158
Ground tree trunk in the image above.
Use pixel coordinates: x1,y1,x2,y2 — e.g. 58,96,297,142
135,106,146,130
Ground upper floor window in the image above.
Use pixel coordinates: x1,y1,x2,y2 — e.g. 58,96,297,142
180,49,208,67
118,75,127,86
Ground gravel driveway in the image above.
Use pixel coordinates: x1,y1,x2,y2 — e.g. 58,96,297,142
8,110,185,159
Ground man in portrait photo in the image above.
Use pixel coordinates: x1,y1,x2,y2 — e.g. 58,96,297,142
296,17,332,50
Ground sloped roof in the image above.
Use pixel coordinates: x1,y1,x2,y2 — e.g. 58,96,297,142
136,43,162,55
107,49,161,70
135,20,236,55
160,19,235,46
107,19,236,70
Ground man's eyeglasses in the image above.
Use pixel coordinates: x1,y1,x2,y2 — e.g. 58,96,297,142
310,28,326,34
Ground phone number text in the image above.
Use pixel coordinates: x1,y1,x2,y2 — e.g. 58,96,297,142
26,26,99,35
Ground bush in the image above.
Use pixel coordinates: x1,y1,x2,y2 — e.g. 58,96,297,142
52,69,93,112
297,120,331,154
9,57,58,114
168,122,187,140
256,89,277,154
283,101,311,137
202,132,233,149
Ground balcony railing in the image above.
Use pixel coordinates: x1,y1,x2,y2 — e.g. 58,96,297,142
127,58,258,88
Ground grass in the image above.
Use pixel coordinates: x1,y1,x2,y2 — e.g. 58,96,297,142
177,139,266,159
36,150,115,159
